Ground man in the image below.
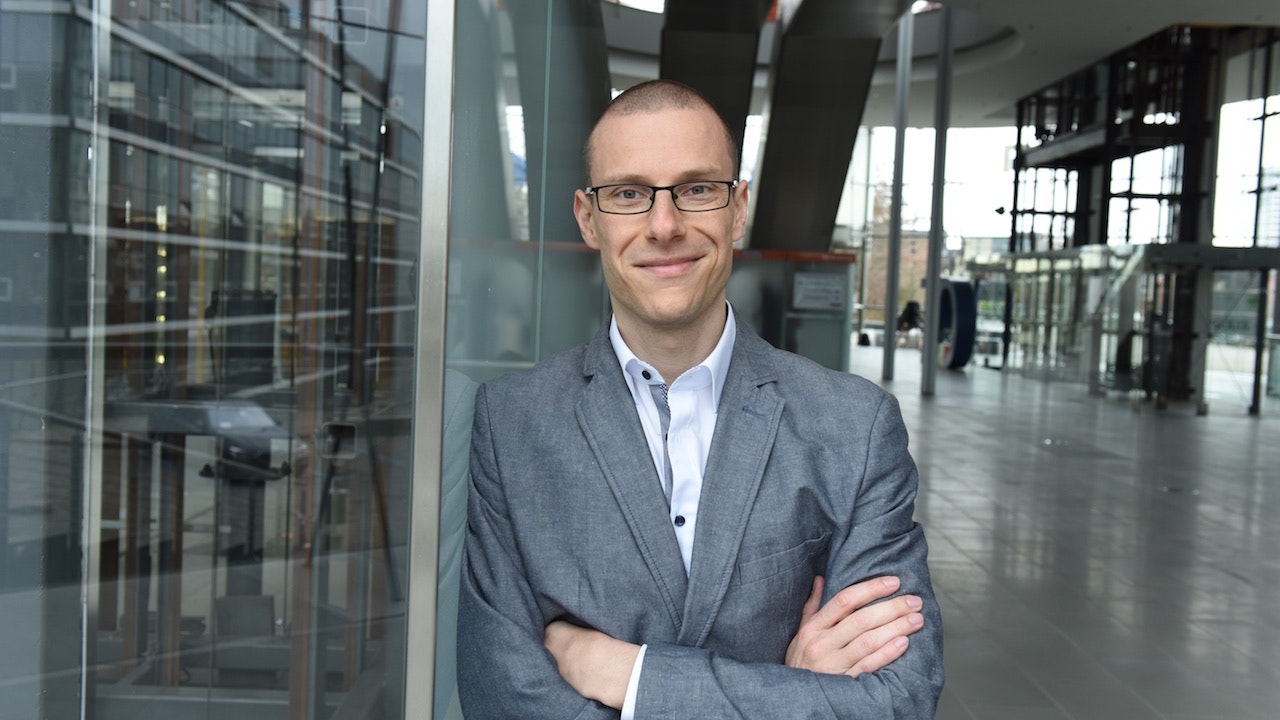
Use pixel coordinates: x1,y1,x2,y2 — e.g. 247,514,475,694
458,79,943,718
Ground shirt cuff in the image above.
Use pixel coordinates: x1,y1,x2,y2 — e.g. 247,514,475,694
619,644,647,720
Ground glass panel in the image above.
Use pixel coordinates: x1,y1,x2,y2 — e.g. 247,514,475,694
444,0,611,385
433,2,612,715
1260,107,1280,248
1205,270,1275,414
0,1,432,718
1213,99,1264,247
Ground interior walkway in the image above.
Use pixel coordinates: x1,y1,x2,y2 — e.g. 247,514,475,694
849,346,1280,720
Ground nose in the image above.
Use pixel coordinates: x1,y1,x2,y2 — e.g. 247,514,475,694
646,188,686,240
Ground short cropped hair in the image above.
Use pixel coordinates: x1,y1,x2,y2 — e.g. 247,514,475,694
582,79,740,185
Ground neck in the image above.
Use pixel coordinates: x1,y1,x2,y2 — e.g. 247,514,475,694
616,305,727,382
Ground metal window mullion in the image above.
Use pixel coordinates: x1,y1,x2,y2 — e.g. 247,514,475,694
403,0,456,717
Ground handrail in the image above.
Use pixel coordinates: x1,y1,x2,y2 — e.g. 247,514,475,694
1089,244,1146,322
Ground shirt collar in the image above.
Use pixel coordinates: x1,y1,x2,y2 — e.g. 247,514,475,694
610,304,736,408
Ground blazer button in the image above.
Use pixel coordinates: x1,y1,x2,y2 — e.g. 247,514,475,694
673,515,686,527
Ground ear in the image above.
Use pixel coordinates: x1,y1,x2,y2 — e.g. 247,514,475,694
574,189,601,250
731,180,749,242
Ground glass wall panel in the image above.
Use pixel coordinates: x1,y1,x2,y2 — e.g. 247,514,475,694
445,0,612,375
0,1,435,718
1204,270,1276,414
432,2,612,716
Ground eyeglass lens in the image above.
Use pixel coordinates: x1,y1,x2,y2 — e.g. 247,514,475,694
594,182,731,213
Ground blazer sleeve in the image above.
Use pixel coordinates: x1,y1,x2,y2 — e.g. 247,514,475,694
456,383,619,720
632,391,944,719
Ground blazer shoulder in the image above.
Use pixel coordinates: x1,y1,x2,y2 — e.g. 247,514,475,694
479,342,592,404
747,338,891,404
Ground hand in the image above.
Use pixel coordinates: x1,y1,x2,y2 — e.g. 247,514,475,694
785,576,924,678
544,620,640,710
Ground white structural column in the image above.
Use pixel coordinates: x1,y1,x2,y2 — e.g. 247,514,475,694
922,5,953,396
883,7,914,381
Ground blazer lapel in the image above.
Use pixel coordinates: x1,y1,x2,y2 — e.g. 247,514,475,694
679,326,782,647
576,331,689,635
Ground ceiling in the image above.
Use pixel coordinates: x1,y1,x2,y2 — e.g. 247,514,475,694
592,0,1280,251
602,0,1280,129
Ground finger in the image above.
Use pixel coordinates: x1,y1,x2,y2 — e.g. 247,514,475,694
792,579,910,666
789,602,922,676
834,605,924,672
799,576,825,625
847,634,912,679
807,576,901,630
831,593,922,638
788,578,915,672
543,621,570,661
806,593,921,671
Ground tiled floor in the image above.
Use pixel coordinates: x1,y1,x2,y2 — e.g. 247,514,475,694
850,346,1280,720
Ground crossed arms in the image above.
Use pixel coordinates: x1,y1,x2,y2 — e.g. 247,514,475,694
544,574,927,710
458,381,944,719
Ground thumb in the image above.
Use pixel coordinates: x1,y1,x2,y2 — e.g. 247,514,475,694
800,576,824,624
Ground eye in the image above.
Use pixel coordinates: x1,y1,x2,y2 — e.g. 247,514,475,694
604,185,649,202
679,182,715,198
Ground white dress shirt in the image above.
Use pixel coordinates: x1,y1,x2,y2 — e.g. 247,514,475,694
608,305,736,718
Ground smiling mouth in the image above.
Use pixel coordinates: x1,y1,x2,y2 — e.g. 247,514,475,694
642,258,697,278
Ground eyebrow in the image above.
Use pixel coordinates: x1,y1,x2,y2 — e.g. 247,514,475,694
593,169,732,186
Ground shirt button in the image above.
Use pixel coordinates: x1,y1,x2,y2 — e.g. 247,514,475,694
641,370,652,380
673,515,686,527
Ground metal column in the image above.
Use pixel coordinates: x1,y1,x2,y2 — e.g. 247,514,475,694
882,7,913,380
922,5,953,395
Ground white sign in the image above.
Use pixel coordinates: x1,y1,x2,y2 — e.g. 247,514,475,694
793,272,845,311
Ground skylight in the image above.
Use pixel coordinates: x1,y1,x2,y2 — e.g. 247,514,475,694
612,0,664,13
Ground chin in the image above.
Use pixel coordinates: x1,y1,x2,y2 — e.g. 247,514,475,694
646,302,710,329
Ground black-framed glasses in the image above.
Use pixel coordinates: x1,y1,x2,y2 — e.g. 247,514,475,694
585,180,739,215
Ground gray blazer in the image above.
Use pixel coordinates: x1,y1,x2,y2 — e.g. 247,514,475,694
458,320,943,718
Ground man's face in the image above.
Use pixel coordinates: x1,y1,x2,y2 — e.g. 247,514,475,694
574,106,748,338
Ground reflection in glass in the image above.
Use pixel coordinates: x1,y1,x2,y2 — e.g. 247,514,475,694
1,1,428,717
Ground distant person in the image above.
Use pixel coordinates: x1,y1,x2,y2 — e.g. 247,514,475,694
897,301,924,348
897,300,923,332
458,79,943,718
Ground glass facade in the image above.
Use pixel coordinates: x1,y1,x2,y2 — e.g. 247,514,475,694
0,1,446,717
